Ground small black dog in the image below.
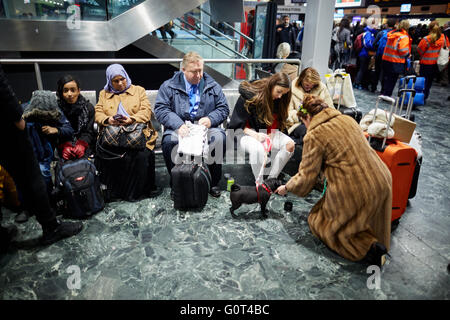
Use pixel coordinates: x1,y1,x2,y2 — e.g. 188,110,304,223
229,178,283,219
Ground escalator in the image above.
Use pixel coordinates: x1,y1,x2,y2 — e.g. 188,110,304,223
0,0,208,51
131,34,234,87
0,0,250,93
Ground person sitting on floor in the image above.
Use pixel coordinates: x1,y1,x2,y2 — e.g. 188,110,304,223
276,94,392,267
94,64,161,202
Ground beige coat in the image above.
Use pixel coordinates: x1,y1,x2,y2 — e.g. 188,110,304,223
286,108,392,261
287,79,334,134
95,85,157,150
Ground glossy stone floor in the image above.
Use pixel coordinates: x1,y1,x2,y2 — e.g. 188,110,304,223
0,82,449,300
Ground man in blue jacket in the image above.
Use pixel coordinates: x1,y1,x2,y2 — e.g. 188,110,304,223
354,25,377,90
155,52,229,197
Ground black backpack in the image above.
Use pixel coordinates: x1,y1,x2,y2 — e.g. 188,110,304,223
55,159,104,219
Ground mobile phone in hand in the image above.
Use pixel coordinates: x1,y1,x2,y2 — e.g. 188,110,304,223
113,114,126,121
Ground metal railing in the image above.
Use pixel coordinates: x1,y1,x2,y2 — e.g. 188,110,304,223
198,7,253,44
176,18,247,59
173,20,235,58
0,58,302,90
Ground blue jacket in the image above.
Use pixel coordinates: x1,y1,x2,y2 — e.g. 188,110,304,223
154,71,229,137
359,26,377,58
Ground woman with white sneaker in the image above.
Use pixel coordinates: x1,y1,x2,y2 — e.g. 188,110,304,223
229,72,294,184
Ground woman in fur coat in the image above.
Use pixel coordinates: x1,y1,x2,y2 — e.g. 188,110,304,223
276,95,392,267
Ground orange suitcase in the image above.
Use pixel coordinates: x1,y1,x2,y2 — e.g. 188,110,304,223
365,94,417,222
373,139,417,221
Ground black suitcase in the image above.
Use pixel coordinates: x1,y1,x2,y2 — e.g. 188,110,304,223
55,159,105,219
171,161,212,210
339,106,363,123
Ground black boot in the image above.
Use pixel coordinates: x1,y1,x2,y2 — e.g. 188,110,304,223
364,242,389,267
41,219,83,246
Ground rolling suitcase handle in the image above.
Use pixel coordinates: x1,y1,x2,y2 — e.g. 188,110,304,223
397,88,416,121
399,75,417,115
369,95,396,149
333,73,345,111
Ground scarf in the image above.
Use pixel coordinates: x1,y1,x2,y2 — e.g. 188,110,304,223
58,94,91,138
104,64,132,94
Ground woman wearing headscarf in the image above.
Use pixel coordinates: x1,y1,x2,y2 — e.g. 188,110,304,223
57,75,96,159
276,95,392,267
94,64,161,201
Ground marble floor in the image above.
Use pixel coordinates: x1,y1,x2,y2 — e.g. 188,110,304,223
0,81,449,301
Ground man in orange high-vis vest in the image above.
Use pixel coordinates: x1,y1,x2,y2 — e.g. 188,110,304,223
381,20,411,97
417,21,449,102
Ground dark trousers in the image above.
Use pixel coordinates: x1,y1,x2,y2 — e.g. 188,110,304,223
375,55,384,91
419,64,439,101
162,127,226,187
289,123,307,147
95,148,156,202
355,55,370,87
0,126,56,228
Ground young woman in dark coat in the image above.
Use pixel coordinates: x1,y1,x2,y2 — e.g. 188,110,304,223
228,72,294,183
57,75,96,159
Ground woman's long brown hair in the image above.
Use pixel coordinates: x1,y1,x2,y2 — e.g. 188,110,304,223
240,72,291,131
428,21,442,45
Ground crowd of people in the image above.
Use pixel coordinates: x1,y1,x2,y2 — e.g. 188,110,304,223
0,49,402,267
273,16,449,102
330,18,449,101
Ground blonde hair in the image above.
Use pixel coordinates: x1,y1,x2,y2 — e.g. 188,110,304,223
428,21,441,44
276,42,291,59
398,20,410,32
295,67,321,90
182,51,203,69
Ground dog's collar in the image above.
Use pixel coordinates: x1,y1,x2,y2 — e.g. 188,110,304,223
256,182,272,203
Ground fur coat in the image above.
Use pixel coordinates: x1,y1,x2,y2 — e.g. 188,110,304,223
285,108,392,261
